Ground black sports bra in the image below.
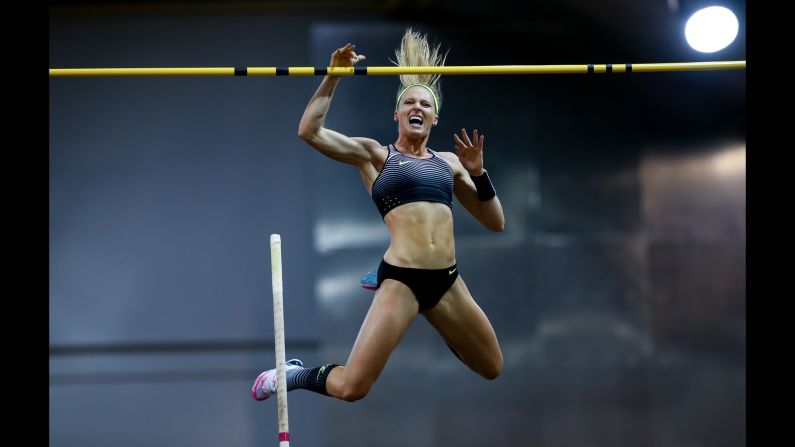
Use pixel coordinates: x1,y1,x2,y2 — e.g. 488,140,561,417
370,144,454,218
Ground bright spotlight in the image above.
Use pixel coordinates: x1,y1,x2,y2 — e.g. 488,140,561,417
685,6,739,53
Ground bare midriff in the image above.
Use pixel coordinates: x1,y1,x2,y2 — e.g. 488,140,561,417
382,201,455,269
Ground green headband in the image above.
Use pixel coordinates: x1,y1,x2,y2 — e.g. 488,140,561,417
395,83,440,114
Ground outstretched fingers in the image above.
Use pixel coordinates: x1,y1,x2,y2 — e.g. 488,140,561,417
454,129,484,151
461,128,473,146
473,130,484,149
453,132,465,149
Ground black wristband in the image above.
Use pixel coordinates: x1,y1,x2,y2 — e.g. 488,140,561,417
470,169,496,201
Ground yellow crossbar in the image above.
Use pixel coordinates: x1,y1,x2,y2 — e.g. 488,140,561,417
49,61,746,77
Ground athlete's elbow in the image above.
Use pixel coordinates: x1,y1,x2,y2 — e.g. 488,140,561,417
299,132,321,149
297,126,313,141
297,120,318,141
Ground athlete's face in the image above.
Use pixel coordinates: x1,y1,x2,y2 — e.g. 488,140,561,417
394,86,438,138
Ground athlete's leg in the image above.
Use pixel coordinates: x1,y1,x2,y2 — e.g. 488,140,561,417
422,276,503,380
325,279,419,401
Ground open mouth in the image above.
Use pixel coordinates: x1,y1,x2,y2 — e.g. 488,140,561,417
409,115,424,128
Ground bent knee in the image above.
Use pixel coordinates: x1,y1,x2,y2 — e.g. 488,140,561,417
480,355,504,380
338,383,372,402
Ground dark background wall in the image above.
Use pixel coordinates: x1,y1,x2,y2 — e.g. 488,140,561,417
49,1,745,446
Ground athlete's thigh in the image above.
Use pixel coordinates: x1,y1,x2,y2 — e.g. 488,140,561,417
343,279,420,387
422,276,502,371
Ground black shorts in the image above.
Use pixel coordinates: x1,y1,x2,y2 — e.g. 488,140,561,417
376,259,459,311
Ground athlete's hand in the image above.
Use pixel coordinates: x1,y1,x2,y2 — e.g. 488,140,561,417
329,43,366,70
454,128,485,176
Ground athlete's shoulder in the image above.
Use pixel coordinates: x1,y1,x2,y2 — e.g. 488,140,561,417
350,137,383,151
433,149,455,160
433,150,465,175
351,137,390,166
434,150,461,165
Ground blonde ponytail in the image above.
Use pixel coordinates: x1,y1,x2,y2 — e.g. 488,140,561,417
392,28,448,112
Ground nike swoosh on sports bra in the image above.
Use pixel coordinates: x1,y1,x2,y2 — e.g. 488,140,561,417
371,144,454,218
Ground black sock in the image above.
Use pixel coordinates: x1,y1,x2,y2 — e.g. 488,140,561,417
289,363,339,396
